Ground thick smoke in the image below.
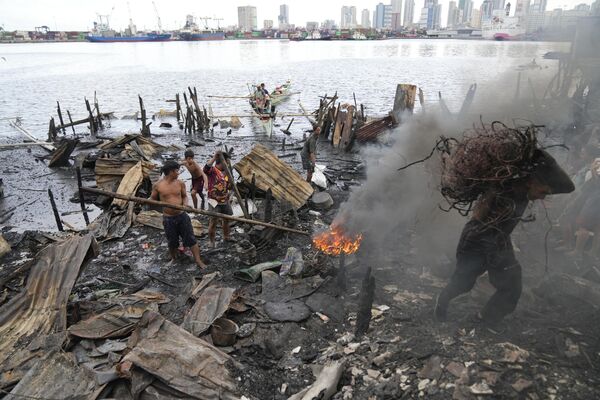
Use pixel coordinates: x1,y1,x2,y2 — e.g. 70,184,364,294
338,66,578,267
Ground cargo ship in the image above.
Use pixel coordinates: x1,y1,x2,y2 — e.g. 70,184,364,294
179,31,225,41
87,7,171,43
178,15,225,41
87,32,171,42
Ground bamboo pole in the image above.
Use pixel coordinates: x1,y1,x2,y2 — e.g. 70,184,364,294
79,187,310,236
218,152,249,219
0,142,53,149
8,119,55,152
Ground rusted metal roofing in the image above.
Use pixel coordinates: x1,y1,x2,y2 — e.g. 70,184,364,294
234,144,314,209
355,116,394,143
0,234,98,388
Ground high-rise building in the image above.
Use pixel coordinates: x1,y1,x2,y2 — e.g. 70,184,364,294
238,6,257,31
447,1,459,27
470,8,481,27
361,9,371,28
374,3,386,28
384,4,394,27
404,0,415,26
392,0,404,13
264,20,273,30
340,5,357,28
529,0,547,13
418,0,441,29
278,4,289,26
391,0,403,29
464,0,474,22
481,0,494,19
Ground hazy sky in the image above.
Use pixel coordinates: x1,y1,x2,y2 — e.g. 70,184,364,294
0,0,591,30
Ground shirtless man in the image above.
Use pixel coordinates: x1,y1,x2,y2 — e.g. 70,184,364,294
150,161,206,269
181,149,207,209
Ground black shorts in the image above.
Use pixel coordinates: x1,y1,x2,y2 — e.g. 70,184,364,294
162,213,197,250
301,153,314,172
209,203,233,218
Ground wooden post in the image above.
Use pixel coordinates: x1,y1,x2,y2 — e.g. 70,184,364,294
66,110,76,134
264,188,273,222
48,117,57,142
94,91,104,130
250,174,256,202
176,93,182,123
139,95,150,137
281,137,286,151
418,87,425,112
218,152,250,219
48,189,64,232
76,167,90,226
85,98,96,136
355,267,375,337
56,101,66,135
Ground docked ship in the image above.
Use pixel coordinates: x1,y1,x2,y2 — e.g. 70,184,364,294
178,15,225,41
87,10,171,42
481,15,525,40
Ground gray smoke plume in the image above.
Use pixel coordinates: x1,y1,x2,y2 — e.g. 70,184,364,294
337,68,579,267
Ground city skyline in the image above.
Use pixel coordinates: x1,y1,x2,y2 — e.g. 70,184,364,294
0,0,592,31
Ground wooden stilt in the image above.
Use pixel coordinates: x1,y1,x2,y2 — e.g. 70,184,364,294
264,188,273,222
56,101,66,135
76,167,90,226
355,267,375,337
48,189,64,232
66,110,76,134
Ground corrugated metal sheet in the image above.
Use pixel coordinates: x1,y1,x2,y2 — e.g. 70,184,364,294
234,144,313,209
122,311,239,399
0,234,98,388
355,116,393,143
5,351,103,400
95,158,154,191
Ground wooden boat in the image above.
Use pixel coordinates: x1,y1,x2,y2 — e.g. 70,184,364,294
269,81,292,106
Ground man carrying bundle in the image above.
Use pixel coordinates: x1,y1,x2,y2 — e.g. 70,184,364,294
433,127,574,326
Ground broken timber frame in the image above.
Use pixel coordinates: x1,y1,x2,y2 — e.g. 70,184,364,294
79,187,310,236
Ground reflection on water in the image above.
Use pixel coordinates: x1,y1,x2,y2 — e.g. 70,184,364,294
0,39,568,140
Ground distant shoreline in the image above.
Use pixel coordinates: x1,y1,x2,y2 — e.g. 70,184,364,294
0,37,566,44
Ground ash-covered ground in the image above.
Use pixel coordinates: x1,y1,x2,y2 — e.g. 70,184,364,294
1,114,600,399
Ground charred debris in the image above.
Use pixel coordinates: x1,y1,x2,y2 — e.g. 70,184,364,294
1,21,600,398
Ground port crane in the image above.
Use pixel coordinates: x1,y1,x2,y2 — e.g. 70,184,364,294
198,16,212,30
213,17,224,29
152,1,163,33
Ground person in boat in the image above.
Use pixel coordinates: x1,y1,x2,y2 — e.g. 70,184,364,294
301,127,321,183
254,85,265,113
150,161,206,269
260,83,269,96
434,150,574,327
204,151,234,248
181,149,208,210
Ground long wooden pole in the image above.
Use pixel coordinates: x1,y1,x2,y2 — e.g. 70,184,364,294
79,187,310,236
218,152,250,219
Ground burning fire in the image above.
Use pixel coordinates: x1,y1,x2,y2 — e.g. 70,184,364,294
312,225,363,256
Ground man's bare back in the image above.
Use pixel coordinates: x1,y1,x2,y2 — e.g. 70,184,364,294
151,178,186,215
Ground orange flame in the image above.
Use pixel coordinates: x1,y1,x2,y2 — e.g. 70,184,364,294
312,225,363,256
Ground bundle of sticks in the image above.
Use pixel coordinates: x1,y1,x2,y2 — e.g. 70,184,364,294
438,121,541,214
